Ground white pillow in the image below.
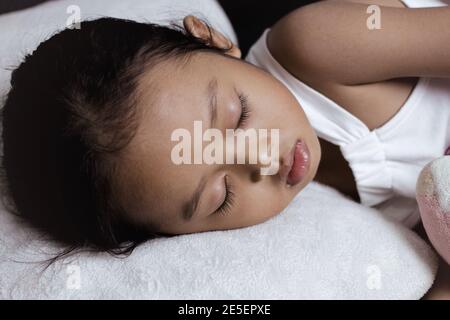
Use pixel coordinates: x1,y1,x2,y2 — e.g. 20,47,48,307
0,181,438,299
0,0,438,299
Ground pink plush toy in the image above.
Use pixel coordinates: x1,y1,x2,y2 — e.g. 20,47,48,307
416,148,450,265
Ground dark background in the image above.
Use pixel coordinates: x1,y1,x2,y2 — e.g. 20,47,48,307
218,0,317,54
0,0,317,56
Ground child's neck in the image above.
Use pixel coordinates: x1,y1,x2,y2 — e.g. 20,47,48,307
313,137,360,203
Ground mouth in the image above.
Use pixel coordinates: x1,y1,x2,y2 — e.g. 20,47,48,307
279,139,311,187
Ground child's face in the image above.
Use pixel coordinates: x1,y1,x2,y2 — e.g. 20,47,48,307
118,51,322,235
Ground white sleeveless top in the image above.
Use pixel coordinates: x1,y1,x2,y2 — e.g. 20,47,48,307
245,0,450,228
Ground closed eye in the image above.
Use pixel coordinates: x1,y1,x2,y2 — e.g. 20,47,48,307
214,175,235,217
236,91,251,129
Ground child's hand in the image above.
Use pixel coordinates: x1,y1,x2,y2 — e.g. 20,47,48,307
182,15,241,59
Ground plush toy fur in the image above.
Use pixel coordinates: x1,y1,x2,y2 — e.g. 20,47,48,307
416,154,450,265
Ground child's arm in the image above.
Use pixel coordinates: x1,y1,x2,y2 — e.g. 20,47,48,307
267,0,450,86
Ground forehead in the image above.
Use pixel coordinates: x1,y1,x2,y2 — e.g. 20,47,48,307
134,53,228,167
138,52,235,130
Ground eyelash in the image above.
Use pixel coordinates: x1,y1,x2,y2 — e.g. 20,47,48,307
215,175,235,216
237,92,251,128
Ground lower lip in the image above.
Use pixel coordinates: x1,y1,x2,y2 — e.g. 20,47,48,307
287,140,310,187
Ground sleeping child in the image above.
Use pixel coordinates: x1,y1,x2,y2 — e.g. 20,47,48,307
1,0,450,263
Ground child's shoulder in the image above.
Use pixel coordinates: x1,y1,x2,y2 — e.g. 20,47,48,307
266,0,417,131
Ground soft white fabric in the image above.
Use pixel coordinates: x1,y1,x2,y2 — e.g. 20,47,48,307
245,0,450,229
0,0,439,300
0,182,438,299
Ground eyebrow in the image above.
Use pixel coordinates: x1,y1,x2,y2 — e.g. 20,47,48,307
207,77,218,130
181,77,218,222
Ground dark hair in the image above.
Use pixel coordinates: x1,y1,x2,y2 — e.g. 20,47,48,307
0,17,231,261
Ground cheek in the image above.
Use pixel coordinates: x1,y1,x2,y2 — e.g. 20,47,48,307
255,86,305,126
237,182,291,225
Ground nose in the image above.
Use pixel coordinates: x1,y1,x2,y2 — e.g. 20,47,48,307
228,130,281,179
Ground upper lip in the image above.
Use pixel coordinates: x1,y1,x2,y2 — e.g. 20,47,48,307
278,140,298,183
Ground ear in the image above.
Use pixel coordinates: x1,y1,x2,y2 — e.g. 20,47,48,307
183,15,241,59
